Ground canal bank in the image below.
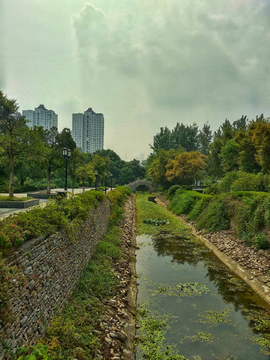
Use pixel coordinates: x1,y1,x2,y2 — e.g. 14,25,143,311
155,194,270,306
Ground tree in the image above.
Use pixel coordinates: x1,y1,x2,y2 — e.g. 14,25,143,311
198,122,212,155
33,127,76,194
0,92,30,197
75,162,95,192
171,122,199,152
234,128,261,173
68,148,87,193
151,123,199,153
166,151,207,184
150,126,173,152
119,166,136,184
220,139,240,173
92,155,110,183
94,149,125,183
232,115,248,131
251,121,270,174
148,149,180,187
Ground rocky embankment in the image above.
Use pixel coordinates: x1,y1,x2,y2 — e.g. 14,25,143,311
95,196,137,360
155,195,270,305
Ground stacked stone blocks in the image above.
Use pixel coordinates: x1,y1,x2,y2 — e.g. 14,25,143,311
0,199,111,358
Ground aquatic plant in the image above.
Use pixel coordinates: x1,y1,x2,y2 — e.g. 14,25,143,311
136,304,188,360
152,282,210,297
199,307,232,325
143,218,169,226
181,331,214,343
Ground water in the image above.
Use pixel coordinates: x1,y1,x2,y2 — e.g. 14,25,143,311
136,233,270,360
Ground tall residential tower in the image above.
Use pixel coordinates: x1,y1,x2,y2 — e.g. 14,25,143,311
72,108,104,153
22,104,58,130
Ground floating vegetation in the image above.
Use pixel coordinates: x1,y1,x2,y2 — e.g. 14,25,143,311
143,218,170,226
136,304,188,360
182,331,215,343
248,335,270,355
152,282,210,297
242,308,270,332
199,307,232,326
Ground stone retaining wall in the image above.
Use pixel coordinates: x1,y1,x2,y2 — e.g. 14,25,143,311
0,199,111,358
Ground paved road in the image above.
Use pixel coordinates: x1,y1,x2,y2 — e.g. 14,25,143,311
0,187,103,220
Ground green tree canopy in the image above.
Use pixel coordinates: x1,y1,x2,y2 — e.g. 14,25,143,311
0,92,30,196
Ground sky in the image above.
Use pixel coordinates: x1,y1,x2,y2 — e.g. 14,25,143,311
1,0,270,161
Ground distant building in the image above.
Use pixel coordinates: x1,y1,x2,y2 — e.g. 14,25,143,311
22,104,58,130
72,108,104,153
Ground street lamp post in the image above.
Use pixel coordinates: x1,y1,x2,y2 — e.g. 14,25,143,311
110,173,113,191
62,148,71,191
94,170,98,191
104,172,107,194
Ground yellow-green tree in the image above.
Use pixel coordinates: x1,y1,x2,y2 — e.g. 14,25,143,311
148,149,180,186
75,162,95,192
166,151,207,184
252,120,270,173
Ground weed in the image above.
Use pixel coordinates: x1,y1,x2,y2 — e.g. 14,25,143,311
136,304,188,360
199,307,232,325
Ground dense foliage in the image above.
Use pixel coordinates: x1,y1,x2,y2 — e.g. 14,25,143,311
0,187,131,250
168,188,270,250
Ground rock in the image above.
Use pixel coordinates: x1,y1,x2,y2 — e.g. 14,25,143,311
116,330,128,342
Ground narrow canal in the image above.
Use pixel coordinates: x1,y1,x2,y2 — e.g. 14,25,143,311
135,195,270,360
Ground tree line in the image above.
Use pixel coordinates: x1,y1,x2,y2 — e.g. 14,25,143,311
0,92,145,197
147,114,270,188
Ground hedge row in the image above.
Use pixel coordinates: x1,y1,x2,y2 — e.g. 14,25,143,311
0,186,131,250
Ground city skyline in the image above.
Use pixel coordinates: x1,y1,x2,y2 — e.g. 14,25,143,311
1,0,270,160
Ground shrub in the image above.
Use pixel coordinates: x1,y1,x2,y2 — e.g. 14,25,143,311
167,185,181,199
218,171,240,193
169,190,210,216
168,191,196,215
186,197,212,221
203,183,219,195
196,197,230,232
230,173,268,192
254,233,269,250
0,218,30,248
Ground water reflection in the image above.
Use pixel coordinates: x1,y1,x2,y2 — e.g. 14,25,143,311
137,233,270,359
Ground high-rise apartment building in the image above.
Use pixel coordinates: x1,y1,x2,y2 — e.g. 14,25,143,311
22,104,58,130
72,108,104,153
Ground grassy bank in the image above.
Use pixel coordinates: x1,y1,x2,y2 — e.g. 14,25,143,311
168,188,270,250
136,194,191,237
2,187,132,360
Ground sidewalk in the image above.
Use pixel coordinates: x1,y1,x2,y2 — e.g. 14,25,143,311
0,187,95,220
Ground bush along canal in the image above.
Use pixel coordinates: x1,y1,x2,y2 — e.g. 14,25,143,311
135,194,270,360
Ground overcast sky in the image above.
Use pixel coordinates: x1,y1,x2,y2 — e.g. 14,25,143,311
1,0,270,160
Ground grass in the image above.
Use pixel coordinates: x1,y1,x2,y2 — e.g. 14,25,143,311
136,194,190,237
0,195,32,201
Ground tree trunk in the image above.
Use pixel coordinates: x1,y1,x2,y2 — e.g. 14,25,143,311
72,179,74,195
9,156,15,198
47,170,51,194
